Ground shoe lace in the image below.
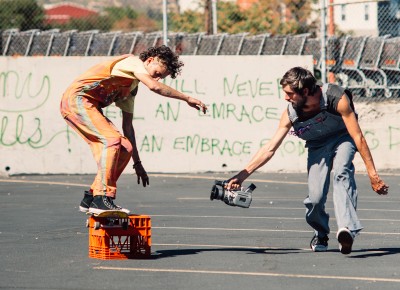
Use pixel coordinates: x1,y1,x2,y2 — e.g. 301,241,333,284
312,235,328,246
103,196,122,210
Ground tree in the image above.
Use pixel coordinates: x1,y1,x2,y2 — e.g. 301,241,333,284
281,0,315,34
169,0,315,35
0,0,45,30
103,6,140,31
169,10,205,33
54,15,113,31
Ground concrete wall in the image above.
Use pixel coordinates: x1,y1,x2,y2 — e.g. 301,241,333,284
0,55,399,175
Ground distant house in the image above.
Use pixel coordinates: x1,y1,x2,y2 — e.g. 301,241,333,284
332,0,399,37
44,2,98,25
236,0,258,11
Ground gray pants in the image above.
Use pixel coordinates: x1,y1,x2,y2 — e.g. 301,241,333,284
304,134,363,238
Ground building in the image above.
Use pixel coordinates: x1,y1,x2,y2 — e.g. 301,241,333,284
236,0,257,10
332,0,399,37
44,2,99,25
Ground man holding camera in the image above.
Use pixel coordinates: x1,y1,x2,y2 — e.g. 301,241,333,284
226,67,388,254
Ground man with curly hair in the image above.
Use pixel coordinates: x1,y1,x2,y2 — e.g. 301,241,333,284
60,45,208,214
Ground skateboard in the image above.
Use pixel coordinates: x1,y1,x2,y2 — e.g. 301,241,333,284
86,210,130,230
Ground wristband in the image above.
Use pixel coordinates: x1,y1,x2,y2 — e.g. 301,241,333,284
133,161,142,169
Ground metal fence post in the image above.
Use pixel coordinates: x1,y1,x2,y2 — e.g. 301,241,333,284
320,0,327,83
212,0,218,35
163,0,168,45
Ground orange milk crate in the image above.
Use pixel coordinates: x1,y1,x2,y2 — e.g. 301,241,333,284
88,214,151,260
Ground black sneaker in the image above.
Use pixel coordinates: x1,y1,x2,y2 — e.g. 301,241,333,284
337,228,354,255
79,191,94,213
88,196,130,214
310,235,329,252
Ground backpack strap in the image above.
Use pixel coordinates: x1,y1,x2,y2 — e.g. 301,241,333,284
320,83,329,110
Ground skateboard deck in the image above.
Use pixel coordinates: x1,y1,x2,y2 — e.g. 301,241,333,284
86,210,130,230
86,210,129,218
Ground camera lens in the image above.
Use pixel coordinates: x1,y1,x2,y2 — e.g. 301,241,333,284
210,185,219,200
210,184,226,201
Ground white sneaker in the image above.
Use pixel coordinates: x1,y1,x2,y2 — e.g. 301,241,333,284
337,228,354,255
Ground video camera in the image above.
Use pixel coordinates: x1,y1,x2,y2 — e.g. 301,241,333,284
210,180,256,208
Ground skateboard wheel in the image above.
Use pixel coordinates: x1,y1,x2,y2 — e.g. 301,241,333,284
94,221,100,230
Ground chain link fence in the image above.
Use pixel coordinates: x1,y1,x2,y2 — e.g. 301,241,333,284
1,0,399,101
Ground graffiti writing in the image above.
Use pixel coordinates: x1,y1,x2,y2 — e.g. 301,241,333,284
173,134,252,156
0,71,50,113
0,114,70,149
389,126,400,150
163,78,205,95
223,74,274,98
259,138,306,157
199,102,280,123
140,135,163,152
364,130,379,150
155,102,180,121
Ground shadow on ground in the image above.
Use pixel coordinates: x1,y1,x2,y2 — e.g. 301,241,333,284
152,247,305,259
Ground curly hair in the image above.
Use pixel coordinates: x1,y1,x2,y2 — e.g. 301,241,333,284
139,45,184,79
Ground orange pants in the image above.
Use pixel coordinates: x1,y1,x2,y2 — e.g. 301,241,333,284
61,93,133,198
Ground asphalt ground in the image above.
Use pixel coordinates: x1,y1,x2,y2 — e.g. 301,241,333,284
0,172,399,290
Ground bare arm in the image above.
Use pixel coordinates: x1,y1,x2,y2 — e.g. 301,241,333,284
122,111,149,187
227,110,292,189
337,94,388,195
135,73,207,114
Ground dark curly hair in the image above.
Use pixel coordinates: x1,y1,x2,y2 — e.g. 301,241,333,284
139,45,184,79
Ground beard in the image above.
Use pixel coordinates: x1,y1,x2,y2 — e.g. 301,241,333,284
293,94,307,116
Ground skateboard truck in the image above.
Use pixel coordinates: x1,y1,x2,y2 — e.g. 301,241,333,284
86,211,130,230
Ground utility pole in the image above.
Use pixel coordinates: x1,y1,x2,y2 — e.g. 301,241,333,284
328,0,336,82
320,0,327,83
205,0,213,34
163,0,168,45
328,0,335,36
212,0,218,34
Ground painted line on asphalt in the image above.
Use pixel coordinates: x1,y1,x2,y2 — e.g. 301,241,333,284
93,266,400,283
150,214,400,222
151,243,393,255
0,179,88,187
0,174,308,186
149,174,308,185
152,226,400,236
1,171,398,187
145,205,400,212
152,243,286,250
250,206,400,212
179,197,399,202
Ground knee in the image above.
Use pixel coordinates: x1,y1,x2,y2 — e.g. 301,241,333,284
306,187,325,204
106,136,123,149
333,167,352,183
304,198,322,208
121,138,133,155
114,137,133,158
107,137,133,156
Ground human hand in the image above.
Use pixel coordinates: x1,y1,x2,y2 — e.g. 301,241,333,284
134,162,149,187
186,96,207,114
226,176,243,191
370,174,389,195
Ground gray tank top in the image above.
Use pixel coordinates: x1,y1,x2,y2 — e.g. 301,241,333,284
287,84,348,146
